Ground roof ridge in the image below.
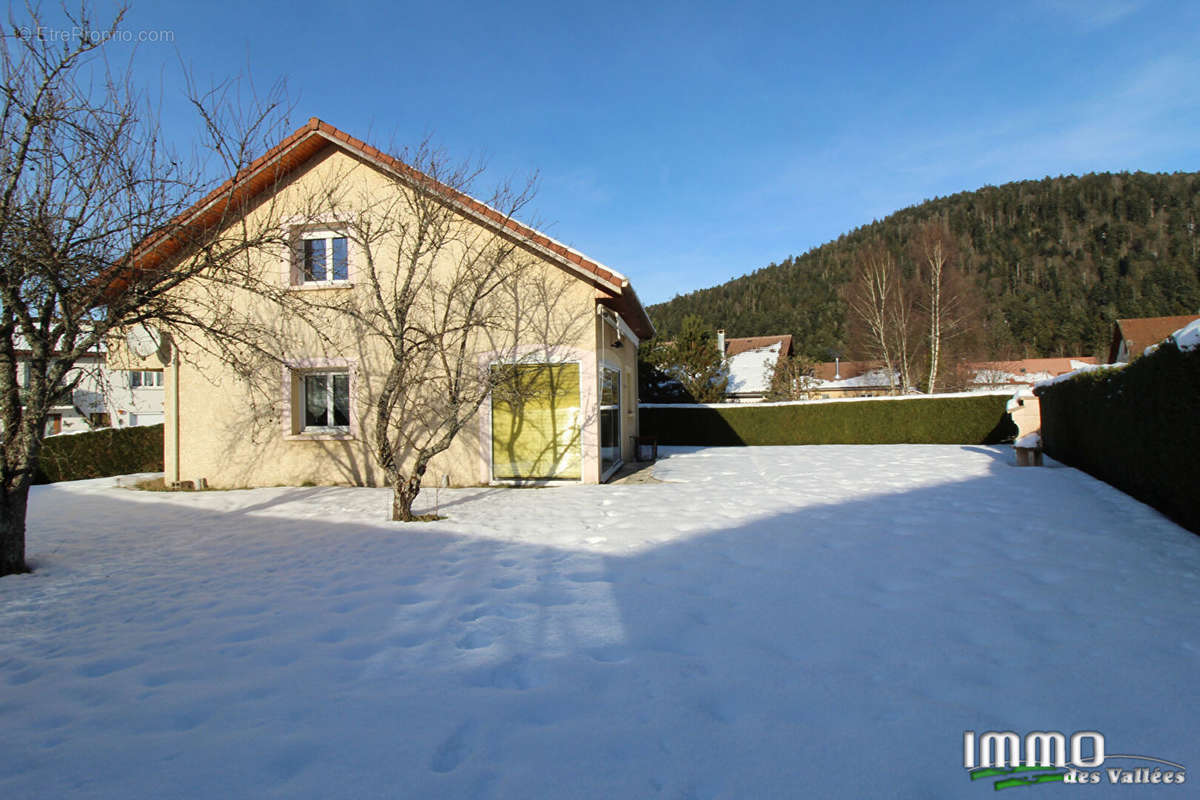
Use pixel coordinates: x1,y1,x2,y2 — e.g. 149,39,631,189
125,117,653,338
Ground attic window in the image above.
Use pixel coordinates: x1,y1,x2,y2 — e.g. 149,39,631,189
296,229,349,284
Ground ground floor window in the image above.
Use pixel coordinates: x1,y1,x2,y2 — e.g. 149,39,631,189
303,372,350,431
491,362,581,480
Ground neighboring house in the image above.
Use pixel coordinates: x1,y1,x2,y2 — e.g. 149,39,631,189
137,118,653,488
1108,315,1200,363
807,360,897,398
13,336,165,435
718,331,793,402
13,341,108,436
968,357,1098,390
109,368,167,428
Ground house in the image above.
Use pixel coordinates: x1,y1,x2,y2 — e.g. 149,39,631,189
1108,315,1200,363
807,360,898,398
968,357,1098,390
718,331,793,402
131,118,653,488
12,337,164,435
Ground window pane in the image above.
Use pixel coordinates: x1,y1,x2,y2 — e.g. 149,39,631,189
332,373,350,427
601,367,619,407
130,371,142,388
600,407,620,472
331,237,348,281
303,239,326,281
305,375,329,427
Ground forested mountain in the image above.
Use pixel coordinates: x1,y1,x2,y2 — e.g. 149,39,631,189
648,172,1200,360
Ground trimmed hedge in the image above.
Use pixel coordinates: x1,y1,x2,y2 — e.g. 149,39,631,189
640,394,1015,446
35,424,164,484
1035,343,1200,534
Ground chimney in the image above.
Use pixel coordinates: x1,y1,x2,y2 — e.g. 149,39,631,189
835,357,841,380
717,329,726,355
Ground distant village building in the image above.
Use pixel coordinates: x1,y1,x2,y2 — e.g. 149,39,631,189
968,357,1098,390
718,331,793,402
13,337,165,436
807,360,898,398
1108,315,1200,363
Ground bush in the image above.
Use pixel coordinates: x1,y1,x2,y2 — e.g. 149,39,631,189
1035,343,1200,534
35,424,164,484
640,394,1015,446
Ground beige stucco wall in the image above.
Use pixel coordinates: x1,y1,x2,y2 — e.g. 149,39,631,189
1009,393,1041,440
164,146,638,488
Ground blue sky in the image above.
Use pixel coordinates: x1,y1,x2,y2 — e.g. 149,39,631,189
57,1,1200,304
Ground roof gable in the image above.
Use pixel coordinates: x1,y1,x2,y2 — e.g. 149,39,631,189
724,335,792,358
1110,315,1200,362
133,118,654,339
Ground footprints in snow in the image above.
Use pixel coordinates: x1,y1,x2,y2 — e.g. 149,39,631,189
430,721,476,773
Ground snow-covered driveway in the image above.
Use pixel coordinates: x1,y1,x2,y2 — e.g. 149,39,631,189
2,445,1198,798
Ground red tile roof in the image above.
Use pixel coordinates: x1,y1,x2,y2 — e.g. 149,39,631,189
970,356,1098,379
723,335,793,358
1109,315,1200,362
810,360,885,382
121,118,655,339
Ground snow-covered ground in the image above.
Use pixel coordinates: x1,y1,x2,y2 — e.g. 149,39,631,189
3,446,1199,798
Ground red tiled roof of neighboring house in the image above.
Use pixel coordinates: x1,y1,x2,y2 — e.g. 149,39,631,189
1109,315,1200,363
723,335,793,358
970,356,1098,381
810,360,885,382
114,118,655,339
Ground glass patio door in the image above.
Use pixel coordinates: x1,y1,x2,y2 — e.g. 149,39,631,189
600,366,621,476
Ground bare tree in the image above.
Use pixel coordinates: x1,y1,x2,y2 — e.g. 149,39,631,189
913,219,970,393
889,270,920,393
0,3,287,576
847,244,900,393
281,145,587,520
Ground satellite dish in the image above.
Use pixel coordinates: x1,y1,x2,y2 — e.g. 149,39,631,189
126,324,162,358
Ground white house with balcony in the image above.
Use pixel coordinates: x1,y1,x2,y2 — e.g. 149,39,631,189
14,336,164,435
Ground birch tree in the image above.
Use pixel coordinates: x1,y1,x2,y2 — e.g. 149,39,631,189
847,245,899,393
913,219,970,393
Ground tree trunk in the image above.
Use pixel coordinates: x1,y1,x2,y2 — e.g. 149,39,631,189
0,481,31,576
391,473,423,522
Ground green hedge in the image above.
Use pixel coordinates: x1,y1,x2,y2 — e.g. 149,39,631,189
35,424,164,484
639,394,1015,446
1035,343,1200,534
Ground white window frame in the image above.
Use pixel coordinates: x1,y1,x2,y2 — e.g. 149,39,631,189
301,371,351,433
297,229,351,286
129,370,163,389
282,360,357,440
599,362,622,480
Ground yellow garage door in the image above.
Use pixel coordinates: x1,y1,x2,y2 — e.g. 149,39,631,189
491,363,582,480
